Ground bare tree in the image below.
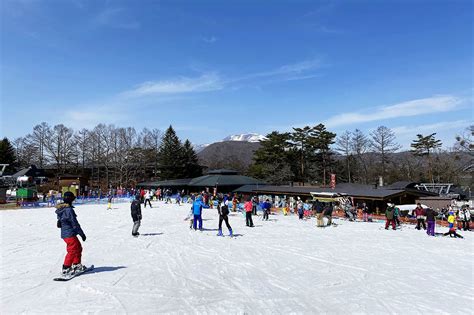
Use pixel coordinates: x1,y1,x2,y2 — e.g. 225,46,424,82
336,131,353,183
29,122,51,168
370,126,401,180
45,124,76,173
351,129,370,184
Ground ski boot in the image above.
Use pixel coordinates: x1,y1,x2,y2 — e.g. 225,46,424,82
72,263,87,274
217,229,223,236
229,228,233,237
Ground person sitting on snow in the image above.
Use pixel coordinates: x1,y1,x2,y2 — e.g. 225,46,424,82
444,211,463,238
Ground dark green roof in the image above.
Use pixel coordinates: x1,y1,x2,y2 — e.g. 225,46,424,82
137,178,192,188
188,174,265,187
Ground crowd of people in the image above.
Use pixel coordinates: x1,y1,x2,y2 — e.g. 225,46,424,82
53,189,471,278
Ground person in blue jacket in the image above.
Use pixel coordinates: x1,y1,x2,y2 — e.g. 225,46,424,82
55,191,87,275
192,196,205,230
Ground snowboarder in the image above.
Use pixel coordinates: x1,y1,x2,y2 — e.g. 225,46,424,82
131,196,142,237
315,200,325,227
176,192,181,205
444,211,463,238
144,190,152,208
262,199,271,221
385,203,396,230
414,203,426,230
425,208,438,236
362,203,369,222
55,191,87,276
323,203,334,226
192,196,205,231
244,199,254,227
217,198,233,236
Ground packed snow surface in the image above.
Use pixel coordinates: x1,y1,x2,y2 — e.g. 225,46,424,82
1,201,473,314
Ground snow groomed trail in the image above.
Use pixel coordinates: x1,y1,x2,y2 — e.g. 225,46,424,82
1,201,473,314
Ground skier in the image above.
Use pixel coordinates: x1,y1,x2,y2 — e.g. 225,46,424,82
444,210,463,238
244,199,254,227
393,206,401,226
459,207,471,231
385,203,396,230
362,203,369,222
217,197,233,236
414,203,426,230
192,196,205,231
131,196,142,237
176,192,181,205
425,207,438,236
297,197,304,220
107,194,113,210
262,199,271,221
55,191,87,275
252,196,258,215
144,190,152,208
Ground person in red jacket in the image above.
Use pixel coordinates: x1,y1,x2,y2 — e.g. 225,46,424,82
414,203,426,230
244,199,254,227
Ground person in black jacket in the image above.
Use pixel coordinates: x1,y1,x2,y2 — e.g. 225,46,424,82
131,196,142,237
217,197,233,236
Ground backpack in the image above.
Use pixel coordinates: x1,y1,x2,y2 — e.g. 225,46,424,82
221,204,229,216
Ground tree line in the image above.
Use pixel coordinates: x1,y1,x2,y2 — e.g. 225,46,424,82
0,123,201,189
249,124,472,186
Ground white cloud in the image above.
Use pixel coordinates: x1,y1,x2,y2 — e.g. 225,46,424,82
324,95,464,128
201,36,218,43
66,106,126,129
123,73,223,97
392,120,470,136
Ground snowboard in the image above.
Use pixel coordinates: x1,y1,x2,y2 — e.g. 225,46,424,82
53,265,94,282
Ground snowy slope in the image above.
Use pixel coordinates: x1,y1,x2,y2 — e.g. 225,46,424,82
1,202,473,314
222,133,266,142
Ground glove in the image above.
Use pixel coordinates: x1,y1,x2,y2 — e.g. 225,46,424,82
81,235,87,242
57,220,62,228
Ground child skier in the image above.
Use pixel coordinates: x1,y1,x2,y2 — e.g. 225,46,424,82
414,203,426,230
131,196,142,237
144,190,152,208
444,211,463,238
55,191,87,275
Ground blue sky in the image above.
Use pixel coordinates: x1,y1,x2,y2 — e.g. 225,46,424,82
1,0,472,149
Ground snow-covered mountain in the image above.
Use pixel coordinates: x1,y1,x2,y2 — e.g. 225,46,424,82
222,133,266,142
194,133,265,153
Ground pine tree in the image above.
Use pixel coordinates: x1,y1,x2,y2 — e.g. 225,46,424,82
411,133,442,183
182,139,202,178
0,137,18,174
250,131,294,184
157,126,184,179
311,124,336,186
